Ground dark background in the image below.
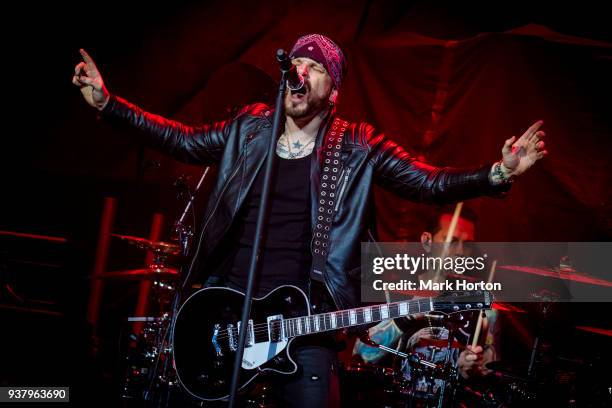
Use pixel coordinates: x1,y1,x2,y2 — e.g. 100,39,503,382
1,1,611,406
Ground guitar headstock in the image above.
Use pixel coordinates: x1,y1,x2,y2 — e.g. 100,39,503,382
432,290,493,314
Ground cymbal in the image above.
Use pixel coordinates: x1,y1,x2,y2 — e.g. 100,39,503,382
491,302,527,313
111,233,180,255
574,325,612,337
99,267,180,280
445,272,478,282
499,265,612,288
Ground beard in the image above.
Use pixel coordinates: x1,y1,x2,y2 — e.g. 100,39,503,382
285,86,330,119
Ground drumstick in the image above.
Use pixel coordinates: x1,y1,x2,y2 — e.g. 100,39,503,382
471,259,497,348
434,202,463,282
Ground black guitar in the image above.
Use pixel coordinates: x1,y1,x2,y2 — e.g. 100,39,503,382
172,285,492,401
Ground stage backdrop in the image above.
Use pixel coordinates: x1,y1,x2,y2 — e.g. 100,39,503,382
8,0,611,244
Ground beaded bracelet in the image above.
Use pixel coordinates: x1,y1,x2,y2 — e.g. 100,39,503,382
494,161,514,183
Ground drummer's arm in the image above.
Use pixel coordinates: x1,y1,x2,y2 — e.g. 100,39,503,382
480,310,501,374
458,310,500,378
352,319,403,364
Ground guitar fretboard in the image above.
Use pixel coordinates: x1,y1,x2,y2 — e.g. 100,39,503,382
282,298,433,338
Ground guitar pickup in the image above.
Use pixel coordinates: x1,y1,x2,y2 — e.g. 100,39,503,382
236,320,255,348
267,315,285,342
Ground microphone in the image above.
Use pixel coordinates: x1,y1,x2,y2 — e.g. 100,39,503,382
276,49,305,92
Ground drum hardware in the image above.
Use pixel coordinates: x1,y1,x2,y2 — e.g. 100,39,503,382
97,267,180,281
118,168,210,406
121,313,176,401
359,332,411,359
110,233,181,255
106,235,183,402
350,313,474,407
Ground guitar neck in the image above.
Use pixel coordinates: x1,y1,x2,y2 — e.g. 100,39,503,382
283,298,434,339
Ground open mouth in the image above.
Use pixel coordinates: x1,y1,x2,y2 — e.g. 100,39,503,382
290,84,308,100
290,92,306,101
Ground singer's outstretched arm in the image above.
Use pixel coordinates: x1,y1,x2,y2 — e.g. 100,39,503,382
73,48,242,165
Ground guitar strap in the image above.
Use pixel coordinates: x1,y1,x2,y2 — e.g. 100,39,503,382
310,117,349,284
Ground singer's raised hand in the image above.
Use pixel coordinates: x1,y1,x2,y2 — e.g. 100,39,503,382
501,120,548,177
72,49,110,110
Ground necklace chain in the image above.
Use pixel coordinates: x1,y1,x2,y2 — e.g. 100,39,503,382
284,133,314,158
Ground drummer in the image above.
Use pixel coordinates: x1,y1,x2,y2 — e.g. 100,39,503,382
353,206,500,380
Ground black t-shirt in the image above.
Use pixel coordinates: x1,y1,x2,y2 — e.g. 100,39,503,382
224,153,312,296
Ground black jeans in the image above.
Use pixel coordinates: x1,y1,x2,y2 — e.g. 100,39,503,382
277,343,340,408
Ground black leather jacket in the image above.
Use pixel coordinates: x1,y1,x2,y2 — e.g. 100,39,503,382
102,95,509,310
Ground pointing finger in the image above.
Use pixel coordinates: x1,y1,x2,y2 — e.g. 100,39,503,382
79,48,97,69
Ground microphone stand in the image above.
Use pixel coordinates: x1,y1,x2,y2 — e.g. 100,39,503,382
227,49,290,408
175,168,210,255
